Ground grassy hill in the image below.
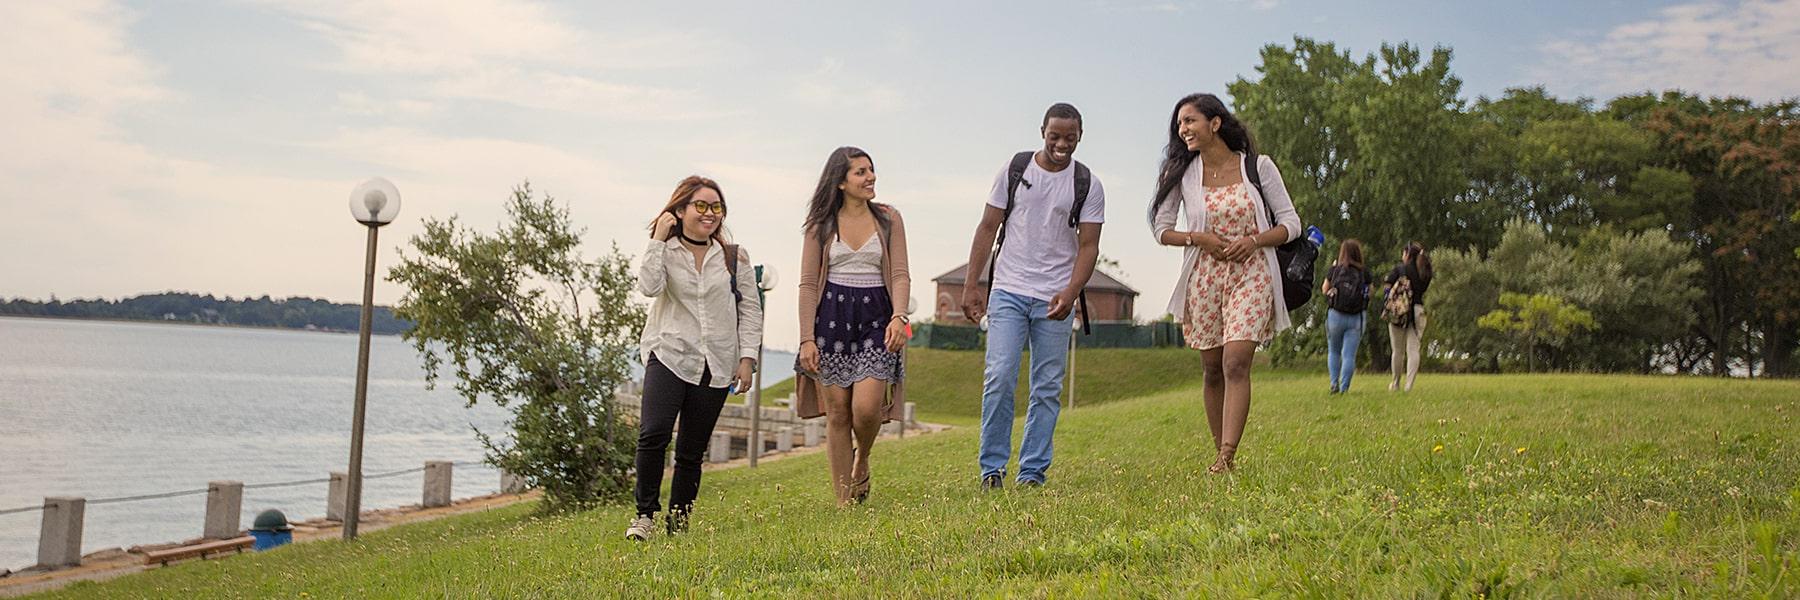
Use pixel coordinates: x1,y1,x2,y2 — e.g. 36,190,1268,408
757,347,1258,426
40,367,1800,598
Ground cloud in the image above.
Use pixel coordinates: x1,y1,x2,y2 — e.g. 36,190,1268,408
790,58,911,114
1533,0,1800,101
258,0,733,120
1091,0,1281,12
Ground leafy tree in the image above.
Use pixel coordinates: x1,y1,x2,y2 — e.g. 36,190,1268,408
388,183,645,509
1477,293,1597,372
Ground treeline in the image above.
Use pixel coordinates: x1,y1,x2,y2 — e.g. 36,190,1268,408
1234,38,1798,376
0,292,411,335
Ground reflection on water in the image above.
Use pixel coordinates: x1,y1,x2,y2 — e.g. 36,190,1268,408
0,316,793,571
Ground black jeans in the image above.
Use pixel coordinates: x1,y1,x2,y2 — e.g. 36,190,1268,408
635,353,729,517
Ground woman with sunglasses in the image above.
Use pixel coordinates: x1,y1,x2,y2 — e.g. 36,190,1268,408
628,175,762,540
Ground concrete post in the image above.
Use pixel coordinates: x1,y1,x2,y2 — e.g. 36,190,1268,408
904,402,917,427
36,497,84,569
500,470,529,494
709,431,731,463
204,481,244,539
803,420,823,447
326,472,347,521
423,461,454,508
776,426,794,452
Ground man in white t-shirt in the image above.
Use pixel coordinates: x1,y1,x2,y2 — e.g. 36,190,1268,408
960,103,1105,489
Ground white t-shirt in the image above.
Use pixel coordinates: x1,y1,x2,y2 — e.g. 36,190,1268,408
985,155,1106,301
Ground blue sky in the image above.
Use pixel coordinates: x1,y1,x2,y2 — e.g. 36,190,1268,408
3,0,1796,351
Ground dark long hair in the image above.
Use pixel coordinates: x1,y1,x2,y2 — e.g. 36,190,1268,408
650,175,728,243
802,146,889,244
1336,238,1365,272
1150,93,1257,216
1404,241,1434,281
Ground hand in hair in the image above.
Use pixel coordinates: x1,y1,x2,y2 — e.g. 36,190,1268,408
652,212,678,241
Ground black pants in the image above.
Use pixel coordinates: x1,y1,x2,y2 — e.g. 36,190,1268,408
635,354,729,517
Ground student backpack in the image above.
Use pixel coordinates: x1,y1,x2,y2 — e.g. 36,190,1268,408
1242,151,1317,312
1328,266,1370,314
987,150,1093,334
1382,274,1414,327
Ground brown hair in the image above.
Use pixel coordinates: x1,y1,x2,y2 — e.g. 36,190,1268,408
1404,241,1433,281
651,175,728,243
1336,238,1365,272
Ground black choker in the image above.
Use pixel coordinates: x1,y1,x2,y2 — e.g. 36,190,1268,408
678,233,710,246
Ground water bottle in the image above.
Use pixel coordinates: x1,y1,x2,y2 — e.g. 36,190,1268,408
1305,225,1325,249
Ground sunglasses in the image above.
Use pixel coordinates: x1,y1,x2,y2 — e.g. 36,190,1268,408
689,201,726,216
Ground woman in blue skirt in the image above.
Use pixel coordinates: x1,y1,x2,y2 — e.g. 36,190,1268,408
794,146,912,507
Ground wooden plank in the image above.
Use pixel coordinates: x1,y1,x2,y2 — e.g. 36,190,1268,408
142,536,254,566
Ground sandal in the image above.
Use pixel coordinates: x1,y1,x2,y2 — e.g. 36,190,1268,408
1208,444,1237,474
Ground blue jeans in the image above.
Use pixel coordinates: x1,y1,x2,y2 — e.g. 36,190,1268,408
979,289,1073,484
1325,309,1364,391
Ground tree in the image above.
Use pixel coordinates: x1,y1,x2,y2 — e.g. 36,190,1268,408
1478,293,1598,372
388,183,645,509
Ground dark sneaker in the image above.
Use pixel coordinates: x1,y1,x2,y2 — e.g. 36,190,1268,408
666,507,691,535
1019,479,1043,488
981,474,1004,491
624,515,656,541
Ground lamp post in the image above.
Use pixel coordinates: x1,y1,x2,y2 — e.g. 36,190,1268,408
343,177,401,541
747,265,779,468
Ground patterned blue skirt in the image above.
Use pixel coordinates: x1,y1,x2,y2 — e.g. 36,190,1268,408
799,282,904,388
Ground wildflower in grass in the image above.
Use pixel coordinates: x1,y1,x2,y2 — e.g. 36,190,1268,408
1515,447,1527,455
1433,445,1444,454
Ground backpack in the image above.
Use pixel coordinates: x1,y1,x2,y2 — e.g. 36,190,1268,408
1329,266,1369,314
1382,275,1413,327
987,150,1093,334
1242,152,1316,312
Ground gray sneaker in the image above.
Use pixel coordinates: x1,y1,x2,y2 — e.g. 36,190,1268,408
624,515,656,541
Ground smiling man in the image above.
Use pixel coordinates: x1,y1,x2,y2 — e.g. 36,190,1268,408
960,103,1105,490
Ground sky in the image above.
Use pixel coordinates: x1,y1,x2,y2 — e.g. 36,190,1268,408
3,0,1798,353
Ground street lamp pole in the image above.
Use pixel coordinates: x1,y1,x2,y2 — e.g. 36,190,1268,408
343,177,401,541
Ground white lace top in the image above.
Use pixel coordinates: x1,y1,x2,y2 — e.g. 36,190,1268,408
826,235,884,287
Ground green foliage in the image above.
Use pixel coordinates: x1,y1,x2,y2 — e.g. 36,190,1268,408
1477,293,1597,372
51,372,1800,597
0,292,409,333
387,183,645,510
1432,220,1701,373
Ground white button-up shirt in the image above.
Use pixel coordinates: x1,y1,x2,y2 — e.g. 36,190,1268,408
638,237,763,388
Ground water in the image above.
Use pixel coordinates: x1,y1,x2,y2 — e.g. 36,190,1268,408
0,317,793,571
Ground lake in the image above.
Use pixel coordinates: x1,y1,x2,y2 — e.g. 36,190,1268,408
0,316,793,571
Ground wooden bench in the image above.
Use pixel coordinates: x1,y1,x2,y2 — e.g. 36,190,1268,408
142,536,254,566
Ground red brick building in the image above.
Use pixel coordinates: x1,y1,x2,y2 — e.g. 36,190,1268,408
929,263,1138,325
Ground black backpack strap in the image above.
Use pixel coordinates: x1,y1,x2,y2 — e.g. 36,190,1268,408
1069,161,1091,228
1243,152,1275,227
986,151,1036,286
724,243,743,310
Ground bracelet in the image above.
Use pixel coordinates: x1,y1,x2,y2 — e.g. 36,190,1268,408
890,315,909,324
799,340,816,347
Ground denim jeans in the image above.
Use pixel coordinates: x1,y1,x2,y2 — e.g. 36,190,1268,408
1325,309,1364,392
979,289,1073,484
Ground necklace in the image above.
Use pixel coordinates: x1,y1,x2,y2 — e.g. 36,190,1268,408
678,232,710,246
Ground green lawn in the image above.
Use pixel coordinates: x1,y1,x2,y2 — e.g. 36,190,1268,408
40,369,1800,598
757,347,1241,426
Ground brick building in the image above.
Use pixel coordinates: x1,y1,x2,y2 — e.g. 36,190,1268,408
929,263,1138,325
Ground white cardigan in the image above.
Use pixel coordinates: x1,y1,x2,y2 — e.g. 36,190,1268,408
1146,152,1303,335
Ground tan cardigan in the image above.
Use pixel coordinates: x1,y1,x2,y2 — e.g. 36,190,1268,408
794,204,911,422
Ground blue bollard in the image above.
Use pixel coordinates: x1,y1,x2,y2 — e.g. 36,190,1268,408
249,509,293,550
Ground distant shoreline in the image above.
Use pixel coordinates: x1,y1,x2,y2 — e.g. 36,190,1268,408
0,314,401,336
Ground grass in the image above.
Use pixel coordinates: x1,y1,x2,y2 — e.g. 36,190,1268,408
757,347,1235,426
38,367,1800,598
